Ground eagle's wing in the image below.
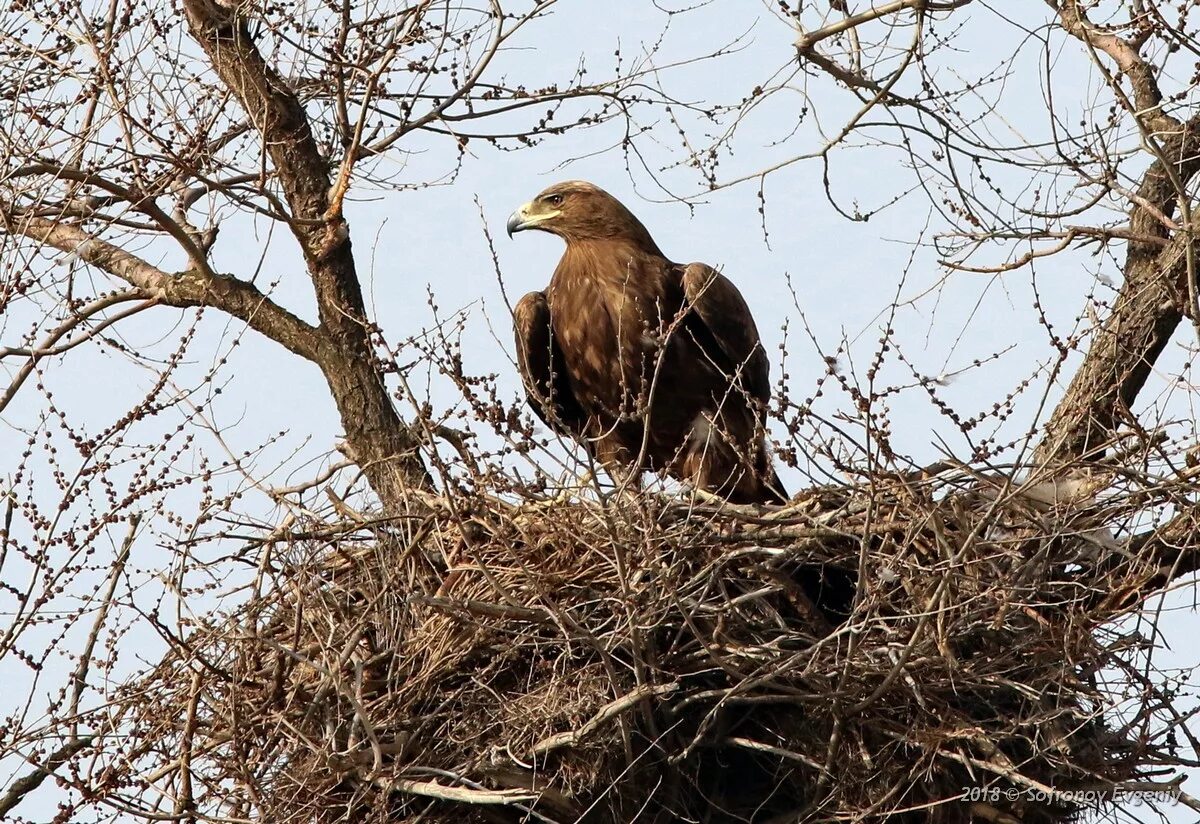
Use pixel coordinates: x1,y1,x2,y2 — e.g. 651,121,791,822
513,290,587,435
678,263,771,409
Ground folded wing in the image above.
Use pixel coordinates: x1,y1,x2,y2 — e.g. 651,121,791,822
678,262,771,412
512,291,587,436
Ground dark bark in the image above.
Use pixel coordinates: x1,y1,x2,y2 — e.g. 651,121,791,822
182,0,431,505
1033,8,1200,466
1023,4,1200,601
1033,211,1190,465
0,736,93,818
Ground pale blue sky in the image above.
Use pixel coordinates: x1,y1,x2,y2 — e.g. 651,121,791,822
1,1,1197,821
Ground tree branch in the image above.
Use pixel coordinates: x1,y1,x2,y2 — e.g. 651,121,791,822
6,212,325,362
0,736,94,818
182,0,432,502
10,162,217,279
1034,2,1200,466
181,0,362,335
1087,504,1200,610
1033,211,1194,465
1052,0,1172,131
795,0,973,53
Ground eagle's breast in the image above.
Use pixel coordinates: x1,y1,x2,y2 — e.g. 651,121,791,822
547,242,675,420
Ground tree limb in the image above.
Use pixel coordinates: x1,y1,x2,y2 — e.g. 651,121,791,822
1032,211,1193,465
181,0,433,501
795,0,974,53
1088,504,1200,609
1051,0,1172,131
0,736,94,818
7,212,324,362
1034,2,1200,465
181,0,365,335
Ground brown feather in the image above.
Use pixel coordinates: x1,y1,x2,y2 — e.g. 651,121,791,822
510,181,786,504
512,291,586,435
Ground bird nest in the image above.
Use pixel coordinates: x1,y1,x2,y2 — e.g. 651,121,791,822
115,466,1189,823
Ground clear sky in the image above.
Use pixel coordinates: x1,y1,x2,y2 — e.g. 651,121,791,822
1,1,1197,821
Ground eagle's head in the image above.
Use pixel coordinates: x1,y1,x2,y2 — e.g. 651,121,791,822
506,180,658,249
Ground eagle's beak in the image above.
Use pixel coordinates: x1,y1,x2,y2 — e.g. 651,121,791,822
506,204,533,238
507,201,562,237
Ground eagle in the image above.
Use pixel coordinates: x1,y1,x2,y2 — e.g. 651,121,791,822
506,180,787,504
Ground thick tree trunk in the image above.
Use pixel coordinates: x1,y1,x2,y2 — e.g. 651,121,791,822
1034,5,1200,467
183,0,431,508
1033,234,1186,465
1035,138,1200,467
317,343,432,509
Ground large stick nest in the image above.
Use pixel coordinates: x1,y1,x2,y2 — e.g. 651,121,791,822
115,467,1188,823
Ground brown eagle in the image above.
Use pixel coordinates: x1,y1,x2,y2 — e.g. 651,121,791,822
507,180,787,504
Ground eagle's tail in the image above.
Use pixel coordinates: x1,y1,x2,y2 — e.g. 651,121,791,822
742,465,858,623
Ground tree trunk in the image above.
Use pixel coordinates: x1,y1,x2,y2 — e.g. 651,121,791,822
183,0,431,508
318,342,432,509
1035,132,1200,466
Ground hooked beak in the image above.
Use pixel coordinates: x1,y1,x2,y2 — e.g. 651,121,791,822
506,207,528,238
506,201,559,238
501,200,535,237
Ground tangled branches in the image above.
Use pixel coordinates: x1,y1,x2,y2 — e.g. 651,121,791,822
70,463,1199,823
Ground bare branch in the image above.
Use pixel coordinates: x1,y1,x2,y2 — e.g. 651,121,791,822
181,0,362,329
0,736,94,818
795,0,973,53
6,212,325,362
182,0,432,499
1052,0,1173,130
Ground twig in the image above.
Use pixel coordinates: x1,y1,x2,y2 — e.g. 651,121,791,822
380,778,538,805
531,683,679,756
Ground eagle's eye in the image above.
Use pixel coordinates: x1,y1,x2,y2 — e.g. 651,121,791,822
544,194,564,206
